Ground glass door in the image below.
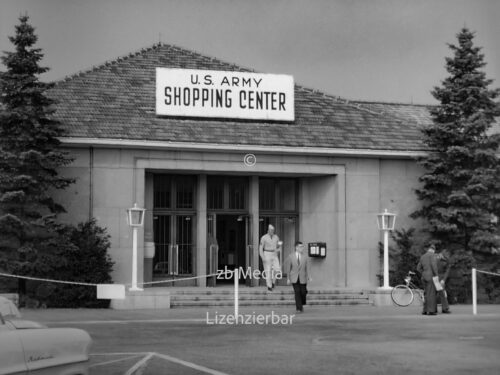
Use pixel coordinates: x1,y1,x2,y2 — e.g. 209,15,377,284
207,214,218,286
176,215,194,275
153,215,171,276
245,215,253,286
153,214,194,285
259,215,298,284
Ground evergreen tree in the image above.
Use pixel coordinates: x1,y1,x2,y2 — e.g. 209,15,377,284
0,15,74,294
413,28,500,259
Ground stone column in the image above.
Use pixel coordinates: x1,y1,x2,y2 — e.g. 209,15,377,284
196,174,207,287
249,176,260,287
143,173,155,286
134,167,145,286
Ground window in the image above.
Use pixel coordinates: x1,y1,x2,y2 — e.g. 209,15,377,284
279,179,296,211
207,176,248,211
154,175,171,208
208,177,224,210
153,174,196,210
228,178,246,210
259,178,297,212
176,176,195,209
259,178,275,211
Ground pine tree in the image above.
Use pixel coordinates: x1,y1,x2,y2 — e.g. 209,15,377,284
0,15,74,294
413,28,500,259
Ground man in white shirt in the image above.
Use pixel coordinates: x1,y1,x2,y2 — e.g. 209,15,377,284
259,224,282,292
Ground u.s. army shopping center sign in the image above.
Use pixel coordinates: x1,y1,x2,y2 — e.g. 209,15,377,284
156,68,294,121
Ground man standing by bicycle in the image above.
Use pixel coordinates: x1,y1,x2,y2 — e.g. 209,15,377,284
437,249,451,314
417,244,439,315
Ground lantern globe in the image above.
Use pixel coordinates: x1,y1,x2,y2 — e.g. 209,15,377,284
377,209,396,231
127,203,146,227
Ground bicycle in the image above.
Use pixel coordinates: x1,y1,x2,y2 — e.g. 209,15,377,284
391,271,424,307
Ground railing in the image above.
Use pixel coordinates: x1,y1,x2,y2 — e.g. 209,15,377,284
246,245,253,271
208,244,219,274
168,245,179,275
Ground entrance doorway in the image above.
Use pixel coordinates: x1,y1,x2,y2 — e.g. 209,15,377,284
151,174,197,286
212,214,247,284
206,175,250,286
217,215,246,277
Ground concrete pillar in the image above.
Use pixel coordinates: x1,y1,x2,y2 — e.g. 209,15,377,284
196,174,207,287
134,167,145,286
143,173,154,286
336,169,347,287
249,176,259,287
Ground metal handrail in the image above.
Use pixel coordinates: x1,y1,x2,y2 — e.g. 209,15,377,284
168,245,179,275
246,245,252,270
209,244,219,274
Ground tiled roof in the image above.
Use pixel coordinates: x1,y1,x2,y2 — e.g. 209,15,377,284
48,43,435,152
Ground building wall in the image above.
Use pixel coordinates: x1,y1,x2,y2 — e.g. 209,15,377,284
340,158,382,288
57,147,145,285
337,157,423,288
56,146,424,288
299,175,342,288
55,148,92,225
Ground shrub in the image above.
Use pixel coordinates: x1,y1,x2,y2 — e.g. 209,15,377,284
26,219,114,308
378,228,424,288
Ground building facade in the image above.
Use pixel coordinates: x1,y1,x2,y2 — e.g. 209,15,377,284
49,44,434,289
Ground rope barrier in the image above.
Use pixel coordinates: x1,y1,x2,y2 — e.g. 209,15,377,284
475,269,500,278
0,271,98,287
138,270,234,286
0,269,235,288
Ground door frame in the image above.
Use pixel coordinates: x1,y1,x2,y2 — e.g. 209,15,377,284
152,212,196,281
207,212,250,286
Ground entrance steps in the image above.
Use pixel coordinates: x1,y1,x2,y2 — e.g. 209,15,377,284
168,287,372,308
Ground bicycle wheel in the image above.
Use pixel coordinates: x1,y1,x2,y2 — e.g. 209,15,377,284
391,285,414,306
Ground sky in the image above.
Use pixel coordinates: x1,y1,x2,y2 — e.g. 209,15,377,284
1,0,499,105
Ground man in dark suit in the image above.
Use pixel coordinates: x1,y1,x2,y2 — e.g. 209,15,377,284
417,244,439,315
437,250,451,314
287,241,310,313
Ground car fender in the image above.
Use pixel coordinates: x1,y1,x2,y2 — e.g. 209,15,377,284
18,328,91,373
0,328,28,375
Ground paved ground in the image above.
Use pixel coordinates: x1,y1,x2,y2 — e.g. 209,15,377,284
21,304,500,375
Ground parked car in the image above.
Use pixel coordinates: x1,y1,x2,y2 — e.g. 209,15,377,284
0,297,92,375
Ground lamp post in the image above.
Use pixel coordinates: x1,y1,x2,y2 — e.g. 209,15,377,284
127,203,146,291
377,209,396,290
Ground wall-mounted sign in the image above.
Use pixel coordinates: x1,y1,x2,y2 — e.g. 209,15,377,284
156,68,294,121
308,242,327,258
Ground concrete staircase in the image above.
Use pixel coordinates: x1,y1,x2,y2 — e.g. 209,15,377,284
169,288,372,308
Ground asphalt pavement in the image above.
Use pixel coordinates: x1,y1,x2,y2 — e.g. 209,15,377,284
20,304,500,375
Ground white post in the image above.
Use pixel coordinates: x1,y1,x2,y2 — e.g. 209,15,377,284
472,268,477,315
234,268,239,320
130,227,143,291
382,230,390,289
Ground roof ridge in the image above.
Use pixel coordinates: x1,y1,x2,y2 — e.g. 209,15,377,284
162,43,256,73
296,86,386,116
351,99,435,107
54,42,260,85
55,42,163,84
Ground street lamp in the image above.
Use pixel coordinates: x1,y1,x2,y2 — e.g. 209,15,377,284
127,203,146,291
377,209,396,290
